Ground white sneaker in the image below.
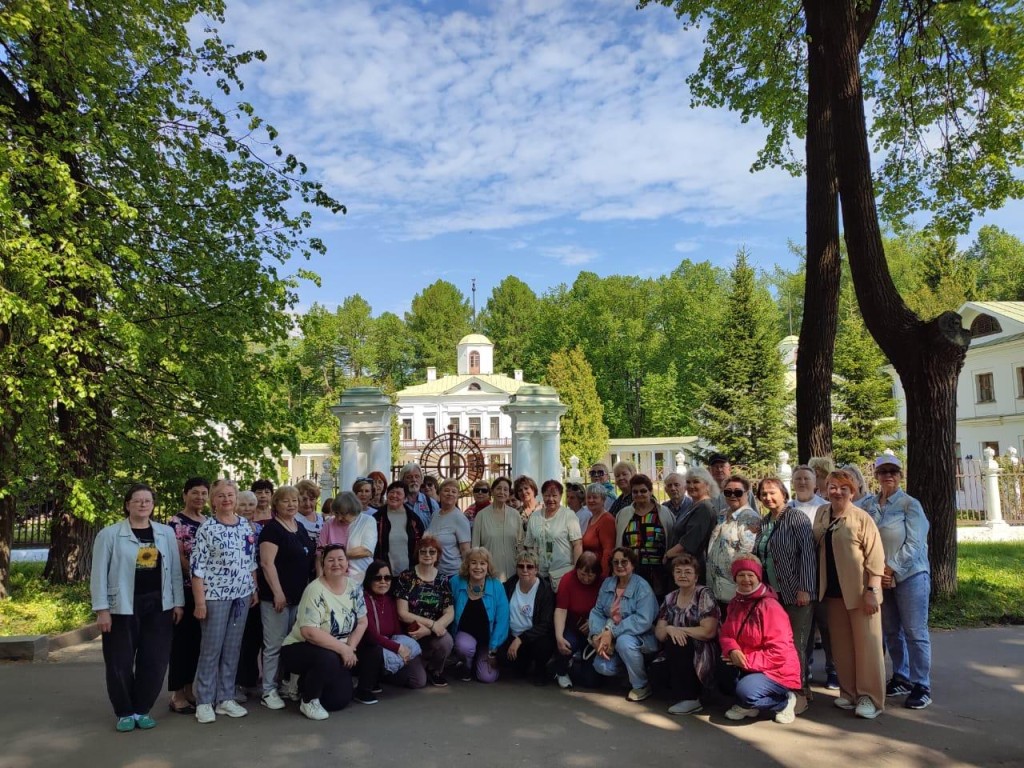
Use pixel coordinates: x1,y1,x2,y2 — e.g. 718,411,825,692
195,704,216,724
555,674,573,690
725,705,759,720
261,691,286,710
833,696,856,710
215,700,248,718
627,685,652,702
855,696,882,719
299,698,329,721
774,692,797,724
667,699,703,715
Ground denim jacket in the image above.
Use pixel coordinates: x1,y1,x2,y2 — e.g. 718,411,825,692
863,489,930,583
450,574,510,652
588,573,658,641
90,520,185,614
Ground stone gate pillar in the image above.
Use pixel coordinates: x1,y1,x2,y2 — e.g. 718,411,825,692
330,387,395,492
501,385,567,483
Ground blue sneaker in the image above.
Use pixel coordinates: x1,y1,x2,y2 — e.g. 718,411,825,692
115,716,136,732
905,684,931,709
825,671,840,690
135,714,157,730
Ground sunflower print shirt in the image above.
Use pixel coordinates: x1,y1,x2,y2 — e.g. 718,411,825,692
132,525,163,596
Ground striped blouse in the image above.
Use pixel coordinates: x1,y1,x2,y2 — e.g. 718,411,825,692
753,506,816,606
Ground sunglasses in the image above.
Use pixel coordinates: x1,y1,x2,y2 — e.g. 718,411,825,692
473,488,490,494
589,470,606,477
373,574,393,582
722,489,745,498
516,563,537,570
355,476,371,483
419,548,438,556
875,468,900,476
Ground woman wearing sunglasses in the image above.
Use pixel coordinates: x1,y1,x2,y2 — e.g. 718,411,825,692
393,536,455,687
589,546,659,702
500,550,555,685
706,475,762,615
361,560,426,689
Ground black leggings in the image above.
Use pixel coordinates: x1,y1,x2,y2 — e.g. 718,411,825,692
280,642,383,710
103,592,174,717
168,590,201,691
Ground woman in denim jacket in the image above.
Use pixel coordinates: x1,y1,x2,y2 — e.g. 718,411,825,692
863,455,932,710
588,546,659,702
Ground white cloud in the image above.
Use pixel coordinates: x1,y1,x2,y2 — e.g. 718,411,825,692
220,0,802,241
542,245,598,267
673,239,700,253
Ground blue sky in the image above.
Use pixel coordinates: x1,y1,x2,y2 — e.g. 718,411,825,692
217,0,1024,318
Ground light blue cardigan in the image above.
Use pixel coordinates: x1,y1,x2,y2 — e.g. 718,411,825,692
449,574,510,652
91,519,185,614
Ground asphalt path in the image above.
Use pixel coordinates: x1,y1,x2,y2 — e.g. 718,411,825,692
1,626,1021,768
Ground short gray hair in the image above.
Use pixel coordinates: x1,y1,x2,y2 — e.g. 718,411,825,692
586,482,608,497
684,467,720,497
331,491,361,518
399,462,422,479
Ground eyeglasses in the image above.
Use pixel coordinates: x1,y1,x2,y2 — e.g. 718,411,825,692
589,470,606,477
516,563,537,570
419,548,438,556
473,488,490,494
611,559,630,567
722,489,745,498
373,574,393,582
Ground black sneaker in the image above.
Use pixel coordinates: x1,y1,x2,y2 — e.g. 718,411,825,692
886,677,912,697
905,684,931,709
825,671,840,690
353,689,379,705
455,663,473,683
370,685,384,694
429,672,449,688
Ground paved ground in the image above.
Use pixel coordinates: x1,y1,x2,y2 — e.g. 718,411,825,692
1,626,1022,768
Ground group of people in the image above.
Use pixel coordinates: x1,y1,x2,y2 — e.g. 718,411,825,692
89,453,933,732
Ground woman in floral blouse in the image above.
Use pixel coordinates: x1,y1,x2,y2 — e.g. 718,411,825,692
394,535,455,687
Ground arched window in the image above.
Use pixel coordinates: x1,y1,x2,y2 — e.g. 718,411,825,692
469,350,480,374
970,314,1002,338
468,382,482,391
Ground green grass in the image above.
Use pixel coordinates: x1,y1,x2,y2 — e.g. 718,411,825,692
0,562,94,636
930,542,1024,629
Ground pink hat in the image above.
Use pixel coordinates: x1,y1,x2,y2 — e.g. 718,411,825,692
731,557,763,582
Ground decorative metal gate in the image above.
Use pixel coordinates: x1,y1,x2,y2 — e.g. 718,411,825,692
419,426,486,483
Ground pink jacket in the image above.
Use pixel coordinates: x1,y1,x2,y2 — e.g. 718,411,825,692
719,585,802,690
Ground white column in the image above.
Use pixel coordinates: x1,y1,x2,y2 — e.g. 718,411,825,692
369,432,390,479
319,459,334,507
332,387,395,492
982,447,1008,531
778,451,793,494
515,433,533,479
541,432,559,483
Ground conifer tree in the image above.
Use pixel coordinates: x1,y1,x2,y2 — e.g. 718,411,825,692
544,347,610,468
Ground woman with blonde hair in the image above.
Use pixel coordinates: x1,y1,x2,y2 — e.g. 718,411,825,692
449,547,510,683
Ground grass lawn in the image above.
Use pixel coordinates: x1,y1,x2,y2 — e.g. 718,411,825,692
930,542,1024,629
0,562,94,636
1,543,1021,636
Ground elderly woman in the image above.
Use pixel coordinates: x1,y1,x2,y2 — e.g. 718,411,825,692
813,470,886,720
653,554,720,715
808,457,836,499
449,547,510,683
258,485,316,711
565,482,590,535
91,484,184,732
352,477,376,515
368,471,388,510
663,468,718,573
512,475,541,526
525,479,583,591
394,535,456,687
706,475,761,611
754,476,816,705
581,483,617,579
373,482,425,577
190,479,258,724
501,550,556,685
235,490,269,703
614,473,674,597
863,455,932,710
465,482,492,526
427,479,472,577
167,477,208,714
720,555,801,724
552,551,602,689
362,559,425,689
841,464,870,505
279,545,382,718
471,476,523,581
294,479,325,548
320,491,377,583
608,460,636,516
589,547,659,702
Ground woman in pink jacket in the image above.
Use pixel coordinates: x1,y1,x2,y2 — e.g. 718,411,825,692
719,555,802,724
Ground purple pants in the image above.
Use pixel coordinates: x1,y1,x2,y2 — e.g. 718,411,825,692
454,631,499,684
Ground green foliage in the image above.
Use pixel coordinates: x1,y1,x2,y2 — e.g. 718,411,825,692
405,280,473,376
967,226,1024,301
696,251,789,470
832,292,900,464
480,276,540,375
0,563,93,635
930,542,1024,629
544,347,609,468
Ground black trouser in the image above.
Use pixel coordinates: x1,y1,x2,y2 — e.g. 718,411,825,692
235,604,263,689
102,592,174,717
168,589,201,691
280,642,383,710
499,634,555,680
637,563,668,602
651,640,702,700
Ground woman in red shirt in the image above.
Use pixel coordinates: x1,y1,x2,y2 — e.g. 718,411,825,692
580,483,616,577
552,552,602,689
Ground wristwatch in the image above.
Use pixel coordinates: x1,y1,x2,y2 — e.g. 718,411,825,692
865,586,880,596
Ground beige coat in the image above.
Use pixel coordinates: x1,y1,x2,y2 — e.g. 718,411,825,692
812,503,886,610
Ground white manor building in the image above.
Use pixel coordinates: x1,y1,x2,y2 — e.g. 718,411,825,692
394,334,529,474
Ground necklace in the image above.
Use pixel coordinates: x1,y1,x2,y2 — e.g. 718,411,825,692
468,582,485,597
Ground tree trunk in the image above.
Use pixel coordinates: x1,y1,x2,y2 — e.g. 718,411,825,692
797,0,842,464
821,0,969,598
44,508,97,584
0,495,14,599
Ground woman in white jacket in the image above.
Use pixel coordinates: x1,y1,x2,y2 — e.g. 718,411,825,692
91,483,184,732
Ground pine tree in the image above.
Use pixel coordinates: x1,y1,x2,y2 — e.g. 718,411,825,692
696,251,789,471
544,347,610,468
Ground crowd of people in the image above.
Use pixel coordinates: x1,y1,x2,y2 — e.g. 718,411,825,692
89,453,933,732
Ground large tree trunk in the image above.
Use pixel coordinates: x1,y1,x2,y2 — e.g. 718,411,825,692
0,495,14,599
821,0,969,598
797,0,842,463
44,508,97,584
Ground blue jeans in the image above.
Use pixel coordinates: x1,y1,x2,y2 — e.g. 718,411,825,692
553,627,587,676
735,672,791,713
882,571,931,689
592,631,658,689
